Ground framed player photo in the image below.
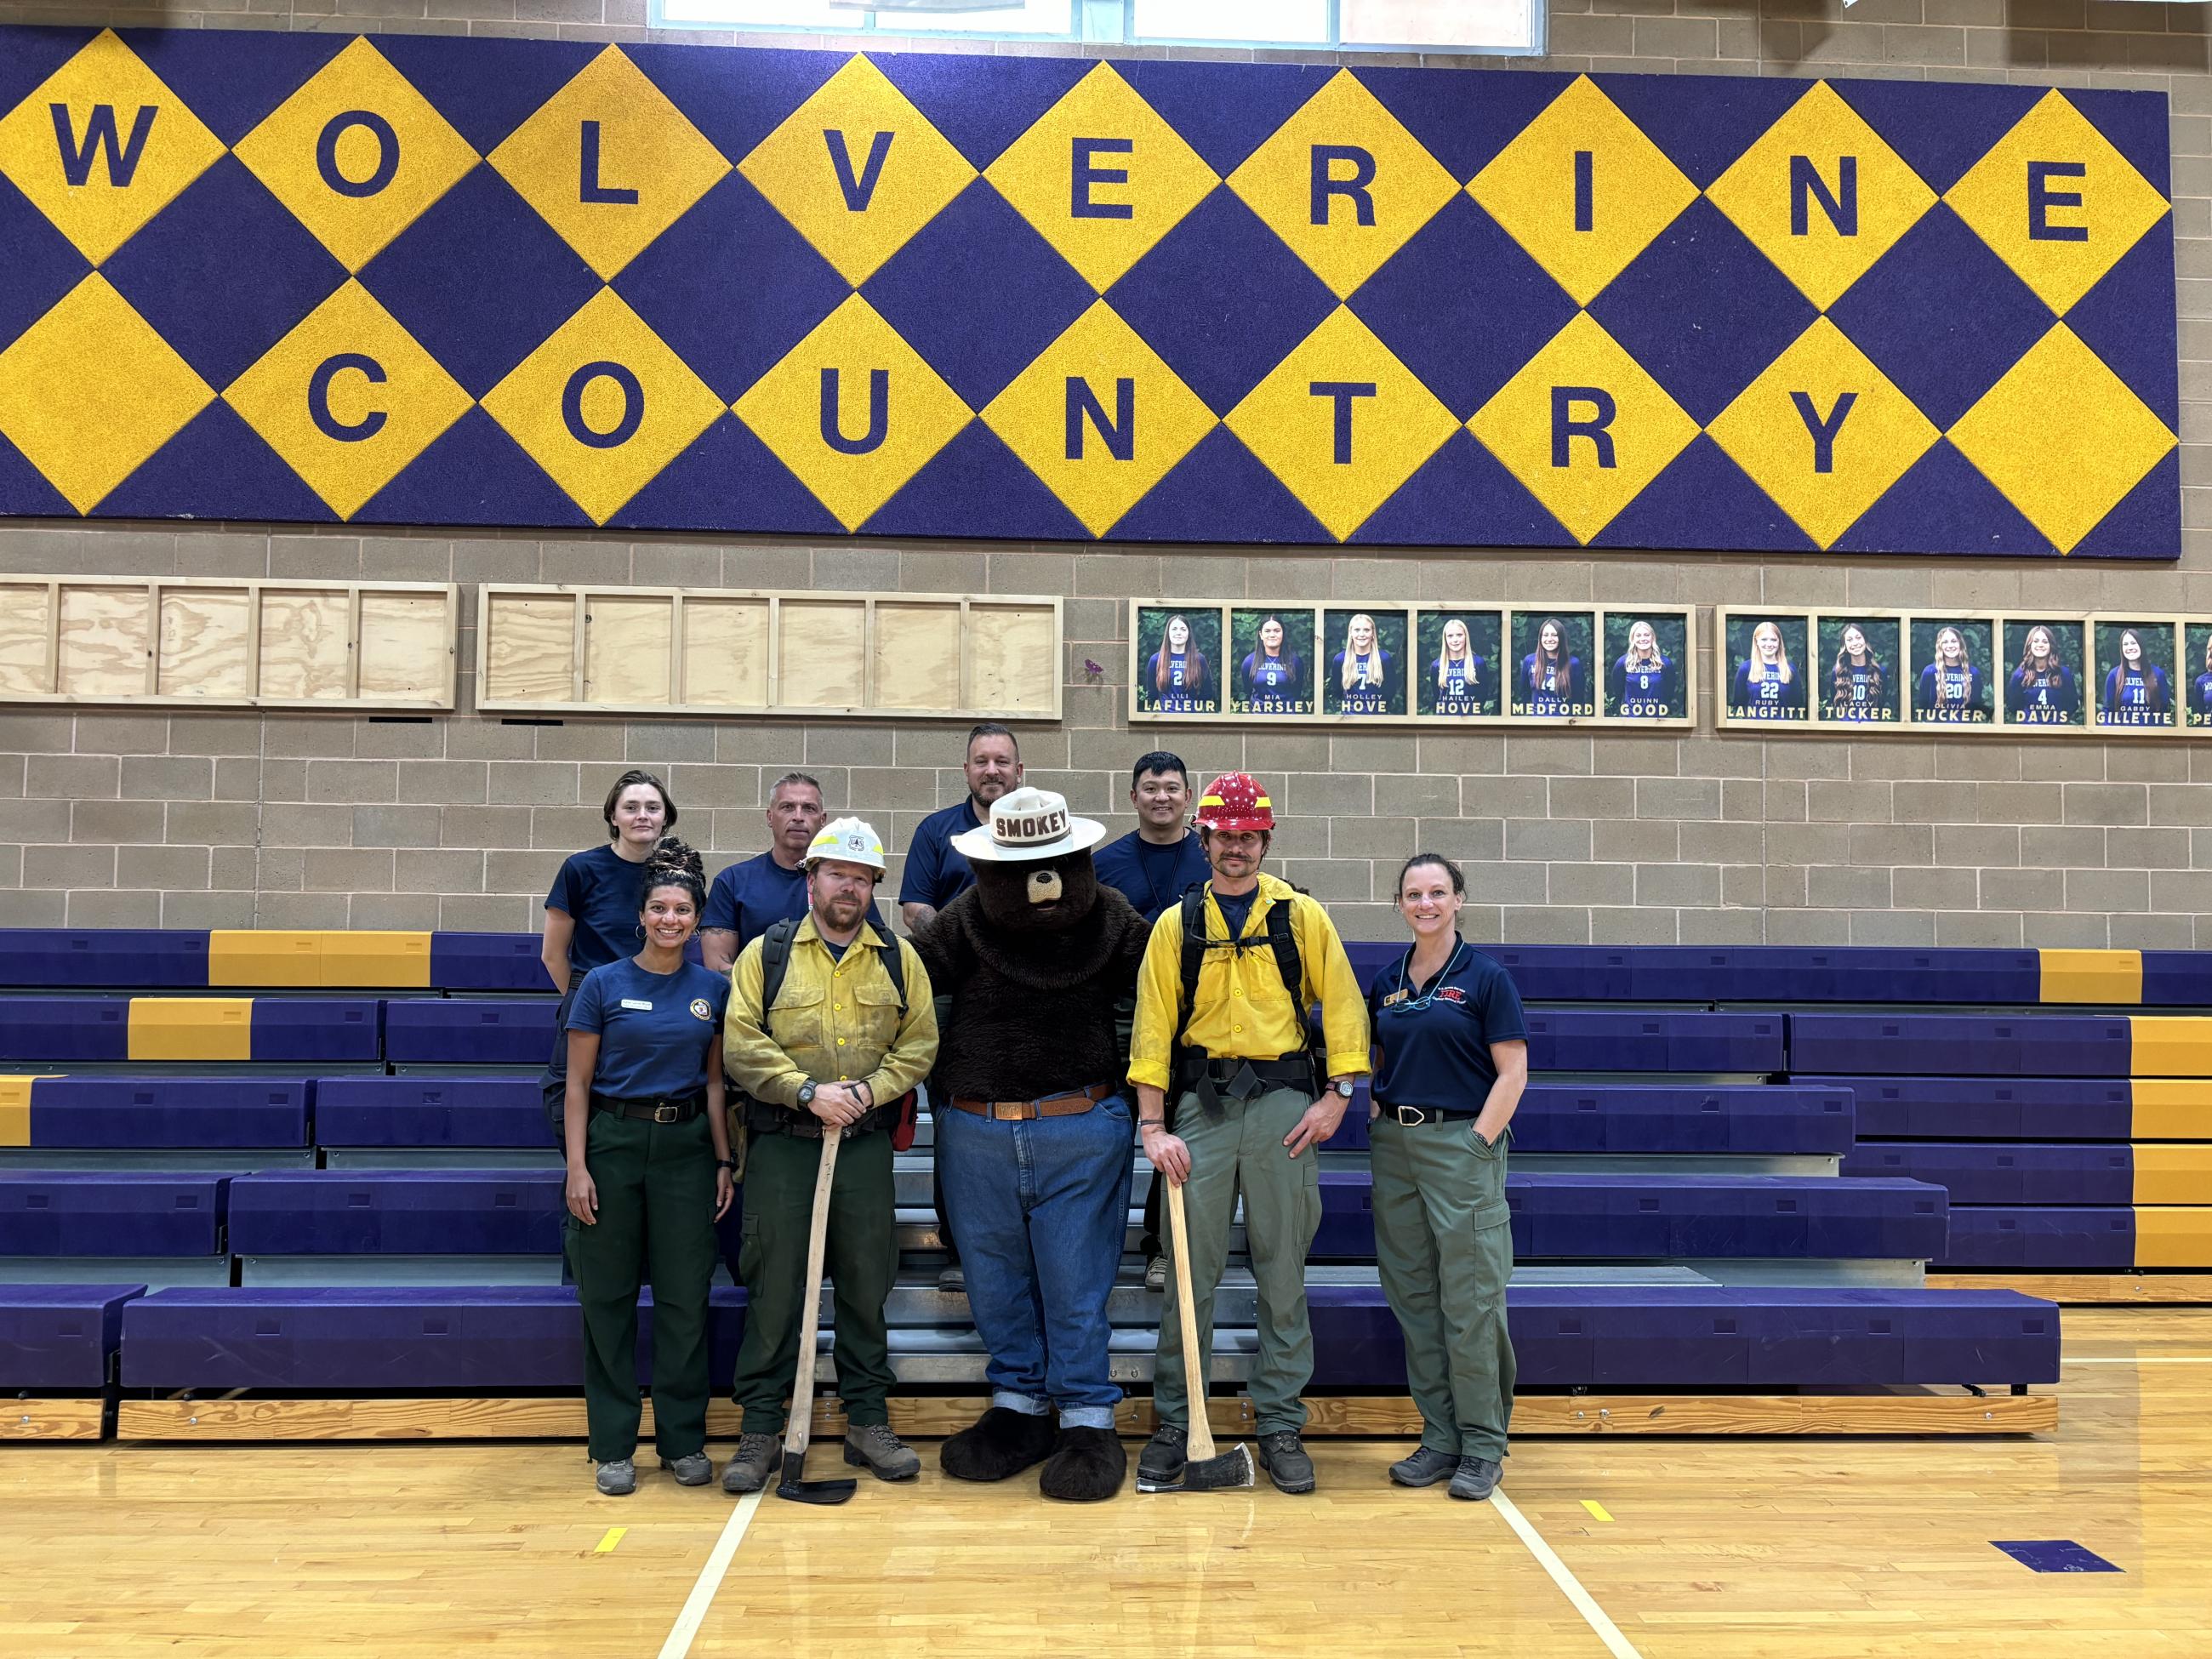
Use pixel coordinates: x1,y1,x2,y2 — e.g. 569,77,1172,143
1811,613,1903,729
2186,619,2212,731
1129,603,1223,720
1508,609,1598,721
2091,618,2179,733
2000,618,2089,731
1413,607,1504,720
1906,615,1996,728
1229,607,1317,717
1321,607,1410,719
1719,611,1812,727
1599,610,1691,724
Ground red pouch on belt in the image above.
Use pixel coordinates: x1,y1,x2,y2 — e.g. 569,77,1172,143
890,1090,920,1152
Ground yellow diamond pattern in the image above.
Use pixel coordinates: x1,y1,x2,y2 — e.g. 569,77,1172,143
1949,322,2175,554
744,54,973,288
1471,311,1697,545
983,300,1216,537
734,293,972,532
0,273,211,512
1228,68,1459,301
225,280,472,522
232,37,478,275
1470,75,1696,308
1225,305,1458,541
492,46,728,282
1707,317,1937,550
0,29,224,265
482,288,726,525
1947,88,2170,316
985,62,1216,293
1707,81,1935,312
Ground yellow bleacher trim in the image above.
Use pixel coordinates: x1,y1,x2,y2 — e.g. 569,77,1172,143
2134,1206,2212,1270
2131,1018,2212,1079
128,998,253,1062
320,932,431,989
209,932,322,989
2038,949,2142,1006
2135,1147,2212,1206
0,1077,34,1148
2133,1080,2212,1141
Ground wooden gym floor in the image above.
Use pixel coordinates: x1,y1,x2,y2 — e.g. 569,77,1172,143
4,1308,2208,1659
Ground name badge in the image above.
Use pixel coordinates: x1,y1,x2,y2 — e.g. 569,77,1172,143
620,999,653,1012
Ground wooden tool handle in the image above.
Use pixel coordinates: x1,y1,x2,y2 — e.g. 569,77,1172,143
1164,1177,1217,1462
783,1123,842,1458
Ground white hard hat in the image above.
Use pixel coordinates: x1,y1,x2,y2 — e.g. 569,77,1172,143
806,815,887,873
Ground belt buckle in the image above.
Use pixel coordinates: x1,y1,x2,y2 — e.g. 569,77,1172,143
1395,1105,1427,1127
991,1100,1036,1121
653,1103,679,1125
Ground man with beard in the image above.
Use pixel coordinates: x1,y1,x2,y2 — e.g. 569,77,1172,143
912,787,1151,1500
720,818,938,1494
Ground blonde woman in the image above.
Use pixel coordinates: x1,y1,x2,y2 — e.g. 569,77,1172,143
1433,618,1485,708
1336,613,1391,693
1606,619,1677,717
1730,619,1804,716
1914,625,1984,718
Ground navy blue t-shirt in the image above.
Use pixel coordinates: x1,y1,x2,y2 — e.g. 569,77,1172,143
704,851,883,949
568,958,731,1100
1093,830,1210,923
899,797,985,909
1212,887,1258,942
1366,942,1528,1112
545,844,654,976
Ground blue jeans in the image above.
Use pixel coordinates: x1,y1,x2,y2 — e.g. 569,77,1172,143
937,1092,1132,1429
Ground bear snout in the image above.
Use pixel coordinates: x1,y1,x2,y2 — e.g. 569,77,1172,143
1027,869,1063,905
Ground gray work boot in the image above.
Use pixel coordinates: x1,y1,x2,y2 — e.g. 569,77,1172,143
1450,1457,1502,1502
721,1433,779,1494
1143,1255,1168,1293
1257,1431,1315,1495
660,1452,713,1486
595,1457,636,1497
1137,1422,1187,1486
1389,1445,1461,1488
844,1422,921,1481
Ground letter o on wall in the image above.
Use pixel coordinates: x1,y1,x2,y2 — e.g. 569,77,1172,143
562,361,645,449
316,110,401,198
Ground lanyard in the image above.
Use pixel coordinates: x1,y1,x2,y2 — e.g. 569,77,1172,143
1391,940,1467,1012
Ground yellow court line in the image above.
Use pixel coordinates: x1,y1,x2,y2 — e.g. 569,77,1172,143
595,1527,627,1554
1582,1499,1616,1523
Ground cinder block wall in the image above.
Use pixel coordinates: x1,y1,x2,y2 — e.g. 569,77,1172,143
2,0,2209,948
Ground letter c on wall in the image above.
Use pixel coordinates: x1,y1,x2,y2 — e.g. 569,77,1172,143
308,353,388,442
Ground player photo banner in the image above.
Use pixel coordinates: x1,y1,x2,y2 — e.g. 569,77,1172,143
0,28,2180,559
1718,608,2207,738
1133,601,1695,728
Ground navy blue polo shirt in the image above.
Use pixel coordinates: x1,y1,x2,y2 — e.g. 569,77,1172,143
899,796,985,910
1366,943,1528,1112
1093,830,1210,923
568,958,730,1100
704,851,884,949
544,844,655,976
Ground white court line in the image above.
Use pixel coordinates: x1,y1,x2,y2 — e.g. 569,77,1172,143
1493,1490,1645,1659
657,1488,765,1659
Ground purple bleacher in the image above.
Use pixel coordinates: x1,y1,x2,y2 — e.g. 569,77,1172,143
0,929,210,989
313,1077,549,1148
382,999,556,1065
426,934,556,993
1311,1171,1946,1261
1325,1082,1854,1154
249,1001,382,1063
1522,1009,1783,1073
226,1170,564,1255
0,1283,145,1388
1941,1206,2135,1268
27,1078,310,1149
1787,1013,2132,1078
0,1173,231,1257
1344,944,2050,1005
1305,1286,2059,1388
119,1285,748,1390
2142,951,2212,1007
1800,1075,2134,1141
1844,1143,2134,1206
0,998,129,1061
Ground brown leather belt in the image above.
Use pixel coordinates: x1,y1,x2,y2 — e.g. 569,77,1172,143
949,1081,1113,1120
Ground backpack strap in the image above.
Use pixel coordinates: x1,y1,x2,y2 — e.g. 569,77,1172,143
1264,889,1304,1014
1174,885,1208,1052
758,917,797,1023
874,933,908,1017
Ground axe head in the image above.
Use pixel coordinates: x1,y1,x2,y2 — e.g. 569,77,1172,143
774,1448,857,1506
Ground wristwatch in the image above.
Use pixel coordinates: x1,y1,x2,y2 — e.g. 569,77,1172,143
797,1081,818,1110
1331,1078,1355,1098
715,1158,737,1172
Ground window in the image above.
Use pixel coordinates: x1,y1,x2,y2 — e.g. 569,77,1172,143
652,0,1542,54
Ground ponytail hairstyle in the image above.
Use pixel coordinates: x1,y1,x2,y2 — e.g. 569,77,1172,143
638,835,707,919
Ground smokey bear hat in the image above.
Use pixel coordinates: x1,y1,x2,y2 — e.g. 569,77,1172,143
950,785,1107,864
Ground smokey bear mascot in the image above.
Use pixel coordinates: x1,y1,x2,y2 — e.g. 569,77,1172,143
912,786,1152,1501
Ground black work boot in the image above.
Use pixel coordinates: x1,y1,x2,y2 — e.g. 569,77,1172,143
1450,1457,1502,1502
1256,1431,1315,1495
1136,1422,1187,1487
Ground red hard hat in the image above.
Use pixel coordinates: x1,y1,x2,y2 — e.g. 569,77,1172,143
1195,772,1275,833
